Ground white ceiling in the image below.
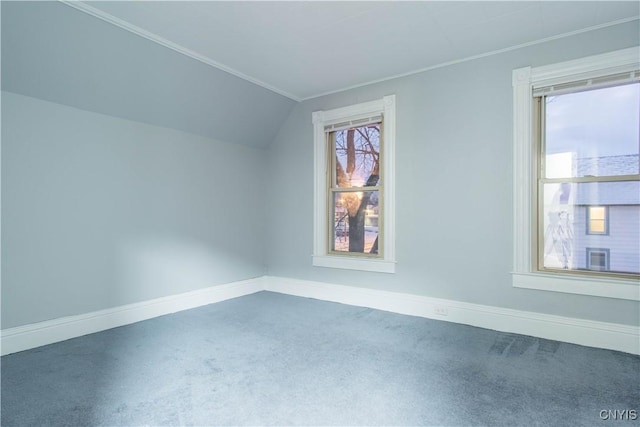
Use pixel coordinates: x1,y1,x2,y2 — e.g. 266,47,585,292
67,1,639,101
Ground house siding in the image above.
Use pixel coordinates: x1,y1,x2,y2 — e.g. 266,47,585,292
573,205,640,273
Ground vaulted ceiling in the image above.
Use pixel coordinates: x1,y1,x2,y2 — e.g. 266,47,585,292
2,1,638,148
70,1,639,100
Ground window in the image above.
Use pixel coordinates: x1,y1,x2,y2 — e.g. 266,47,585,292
536,83,639,275
587,248,610,271
312,95,396,273
329,122,382,255
586,206,608,235
512,47,639,301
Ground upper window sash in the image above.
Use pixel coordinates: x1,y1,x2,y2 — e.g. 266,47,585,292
328,122,383,189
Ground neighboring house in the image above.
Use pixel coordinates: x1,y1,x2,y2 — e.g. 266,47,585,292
572,154,640,274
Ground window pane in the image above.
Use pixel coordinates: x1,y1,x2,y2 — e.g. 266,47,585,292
331,191,379,255
587,206,608,234
544,83,639,178
591,252,606,267
333,124,381,188
589,219,606,234
588,249,609,270
541,182,640,274
589,206,606,220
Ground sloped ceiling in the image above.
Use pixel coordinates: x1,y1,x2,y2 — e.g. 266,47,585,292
1,1,295,149
74,1,638,100
2,1,639,148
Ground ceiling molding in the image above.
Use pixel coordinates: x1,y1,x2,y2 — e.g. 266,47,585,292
301,15,640,101
58,0,302,102
58,1,638,103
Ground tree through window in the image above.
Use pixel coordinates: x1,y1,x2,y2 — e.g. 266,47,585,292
312,95,396,273
329,122,382,255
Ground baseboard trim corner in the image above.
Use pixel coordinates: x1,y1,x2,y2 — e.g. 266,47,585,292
264,276,639,355
3,275,637,356
1,277,265,356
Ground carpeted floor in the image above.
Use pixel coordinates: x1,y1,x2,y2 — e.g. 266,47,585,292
1,291,638,426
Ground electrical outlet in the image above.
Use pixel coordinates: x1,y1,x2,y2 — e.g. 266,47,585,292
433,305,448,316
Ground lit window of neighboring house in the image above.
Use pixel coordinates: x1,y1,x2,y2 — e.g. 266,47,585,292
312,96,396,273
587,206,608,235
512,47,640,301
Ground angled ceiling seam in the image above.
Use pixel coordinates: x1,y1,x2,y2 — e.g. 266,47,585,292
59,0,302,102
59,1,639,103
304,15,640,101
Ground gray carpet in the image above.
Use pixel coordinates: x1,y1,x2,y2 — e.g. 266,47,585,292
1,291,638,426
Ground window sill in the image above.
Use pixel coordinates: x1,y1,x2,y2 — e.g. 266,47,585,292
313,255,396,274
513,272,639,301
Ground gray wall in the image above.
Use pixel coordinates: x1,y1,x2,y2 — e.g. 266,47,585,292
265,21,640,326
1,0,283,330
2,92,266,328
2,2,638,330
1,1,295,149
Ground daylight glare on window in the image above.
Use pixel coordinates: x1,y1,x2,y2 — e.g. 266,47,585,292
540,82,640,276
544,83,639,177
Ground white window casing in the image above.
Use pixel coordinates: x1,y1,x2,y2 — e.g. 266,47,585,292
512,47,640,301
312,95,396,273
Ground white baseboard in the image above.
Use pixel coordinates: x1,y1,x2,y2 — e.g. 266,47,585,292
264,276,640,355
3,275,637,356
1,277,265,356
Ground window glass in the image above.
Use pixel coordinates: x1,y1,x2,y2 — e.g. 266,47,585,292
512,49,639,299
330,122,381,256
541,182,639,274
539,82,640,276
587,248,610,271
333,124,381,187
544,83,639,179
587,206,607,234
331,191,379,254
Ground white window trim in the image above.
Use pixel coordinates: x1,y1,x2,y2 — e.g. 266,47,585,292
512,47,640,301
312,95,396,273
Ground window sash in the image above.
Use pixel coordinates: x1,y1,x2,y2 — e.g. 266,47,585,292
327,124,383,258
327,188,383,258
534,89,639,279
330,187,380,193
536,91,640,184
328,122,383,188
